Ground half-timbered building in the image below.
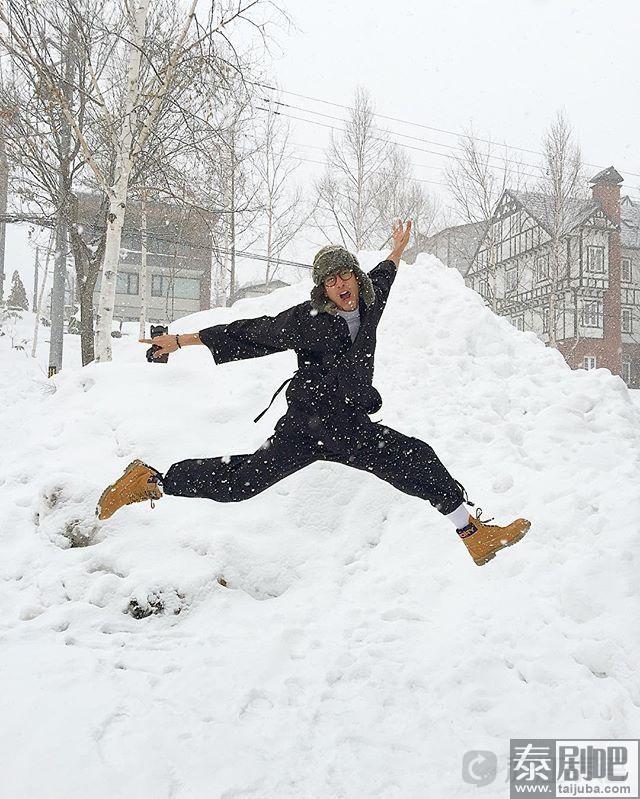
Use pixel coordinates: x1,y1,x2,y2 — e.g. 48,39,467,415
466,167,640,388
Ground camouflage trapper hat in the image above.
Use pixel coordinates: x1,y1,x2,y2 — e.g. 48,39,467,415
310,245,375,315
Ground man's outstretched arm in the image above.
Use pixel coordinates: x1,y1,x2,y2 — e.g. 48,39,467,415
367,219,413,304
140,304,307,363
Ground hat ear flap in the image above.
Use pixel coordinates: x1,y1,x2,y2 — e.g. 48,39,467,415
310,283,338,315
354,267,375,307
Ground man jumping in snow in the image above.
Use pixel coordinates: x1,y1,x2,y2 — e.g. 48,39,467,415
97,220,530,565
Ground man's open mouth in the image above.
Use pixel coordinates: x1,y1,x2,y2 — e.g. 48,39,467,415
339,291,351,300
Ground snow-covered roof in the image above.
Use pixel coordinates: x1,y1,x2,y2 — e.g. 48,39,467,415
621,196,640,249
509,190,600,236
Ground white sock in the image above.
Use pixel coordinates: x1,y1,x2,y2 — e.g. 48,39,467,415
446,503,472,531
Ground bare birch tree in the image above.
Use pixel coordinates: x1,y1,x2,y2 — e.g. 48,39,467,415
1,0,270,361
254,101,311,283
315,87,391,250
374,146,439,248
445,127,519,311
538,110,585,347
1,2,129,364
197,82,264,304
314,87,436,254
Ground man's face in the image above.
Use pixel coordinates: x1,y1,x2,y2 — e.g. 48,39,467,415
324,269,360,311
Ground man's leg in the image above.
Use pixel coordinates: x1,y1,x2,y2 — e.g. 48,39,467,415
322,419,465,514
163,427,320,502
322,417,530,566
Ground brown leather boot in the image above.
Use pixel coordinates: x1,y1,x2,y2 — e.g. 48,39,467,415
96,460,163,520
457,510,530,566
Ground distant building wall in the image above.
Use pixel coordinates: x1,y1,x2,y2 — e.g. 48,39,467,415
81,193,214,324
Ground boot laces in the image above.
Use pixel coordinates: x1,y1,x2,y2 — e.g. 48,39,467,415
129,473,162,509
454,481,496,525
475,507,495,524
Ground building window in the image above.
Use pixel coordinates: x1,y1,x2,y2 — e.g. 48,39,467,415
581,300,602,328
512,315,524,331
151,274,168,297
622,359,631,384
506,268,518,293
586,245,605,273
621,257,632,282
583,356,596,370
622,307,633,334
116,272,139,295
151,274,200,299
542,306,549,333
535,254,549,282
173,277,200,300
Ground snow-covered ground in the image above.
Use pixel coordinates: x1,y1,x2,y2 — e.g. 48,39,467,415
1,253,639,798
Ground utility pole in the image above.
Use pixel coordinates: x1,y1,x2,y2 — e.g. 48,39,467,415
33,245,39,311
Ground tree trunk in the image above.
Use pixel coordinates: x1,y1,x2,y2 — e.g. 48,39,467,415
94,0,149,361
229,149,236,299
266,204,273,284
488,231,498,313
0,119,8,305
48,19,75,376
32,247,39,312
48,219,68,376
548,289,557,348
31,239,52,358
548,242,560,348
79,276,97,365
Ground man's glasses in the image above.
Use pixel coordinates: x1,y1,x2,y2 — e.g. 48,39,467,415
324,269,354,288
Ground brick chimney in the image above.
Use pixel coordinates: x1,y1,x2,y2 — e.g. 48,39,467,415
590,166,622,224
589,166,623,376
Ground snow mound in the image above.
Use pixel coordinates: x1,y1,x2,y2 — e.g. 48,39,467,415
1,253,639,798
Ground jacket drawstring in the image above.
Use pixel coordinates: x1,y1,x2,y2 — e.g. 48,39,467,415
253,376,295,423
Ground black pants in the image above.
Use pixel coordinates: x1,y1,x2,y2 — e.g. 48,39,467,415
163,410,465,516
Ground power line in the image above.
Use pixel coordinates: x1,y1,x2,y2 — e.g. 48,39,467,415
288,153,451,189
266,101,640,196
264,96,545,176
120,232,313,270
265,106,640,198
255,81,640,183
254,81,544,157
259,107,545,185
293,139,455,173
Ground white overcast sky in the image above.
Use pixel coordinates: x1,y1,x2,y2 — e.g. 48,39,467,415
7,0,640,295
271,0,640,210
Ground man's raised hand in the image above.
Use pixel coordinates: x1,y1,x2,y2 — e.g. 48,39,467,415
388,219,412,266
392,219,412,251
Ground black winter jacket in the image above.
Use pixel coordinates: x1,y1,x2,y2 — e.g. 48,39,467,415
198,259,397,420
